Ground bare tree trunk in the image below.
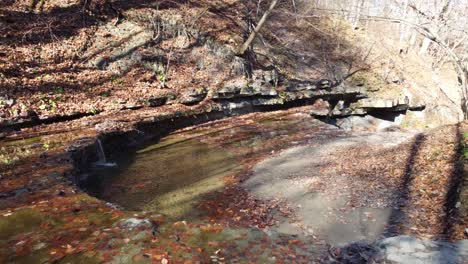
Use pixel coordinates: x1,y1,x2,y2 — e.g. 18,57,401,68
409,31,417,48
399,0,409,49
419,37,432,55
237,0,279,56
352,0,365,28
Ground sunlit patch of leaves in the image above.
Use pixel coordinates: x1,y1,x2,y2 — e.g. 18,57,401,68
38,96,58,112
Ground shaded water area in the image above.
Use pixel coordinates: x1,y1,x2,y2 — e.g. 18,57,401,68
0,107,349,263
87,137,241,218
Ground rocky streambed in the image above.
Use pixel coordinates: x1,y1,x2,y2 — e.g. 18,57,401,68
0,100,467,263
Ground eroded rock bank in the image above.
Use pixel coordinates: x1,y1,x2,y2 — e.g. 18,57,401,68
0,13,464,258
1,1,467,263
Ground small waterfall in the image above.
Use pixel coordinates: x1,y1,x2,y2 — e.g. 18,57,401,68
96,139,107,163
94,139,117,168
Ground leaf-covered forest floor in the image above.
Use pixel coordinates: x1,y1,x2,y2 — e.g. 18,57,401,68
1,0,460,129
0,0,247,123
0,105,466,263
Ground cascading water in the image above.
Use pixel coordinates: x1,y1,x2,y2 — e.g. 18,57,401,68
94,139,117,167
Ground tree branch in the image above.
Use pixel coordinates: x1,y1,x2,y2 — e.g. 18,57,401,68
237,0,279,56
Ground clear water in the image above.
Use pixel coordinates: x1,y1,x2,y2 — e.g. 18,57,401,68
88,136,241,219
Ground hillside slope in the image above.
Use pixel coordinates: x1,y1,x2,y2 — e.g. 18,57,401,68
0,0,463,130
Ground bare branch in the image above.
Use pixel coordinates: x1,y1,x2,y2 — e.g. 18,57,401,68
237,0,279,56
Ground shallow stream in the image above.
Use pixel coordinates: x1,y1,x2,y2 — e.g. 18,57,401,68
88,136,241,219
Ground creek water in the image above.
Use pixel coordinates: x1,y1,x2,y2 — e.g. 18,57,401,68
87,136,241,219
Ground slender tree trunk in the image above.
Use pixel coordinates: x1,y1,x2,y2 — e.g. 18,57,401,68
419,37,432,55
399,0,409,49
237,0,279,56
352,0,365,28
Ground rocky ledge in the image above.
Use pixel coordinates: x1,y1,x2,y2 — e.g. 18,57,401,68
310,94,426,118
1,68,370,133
